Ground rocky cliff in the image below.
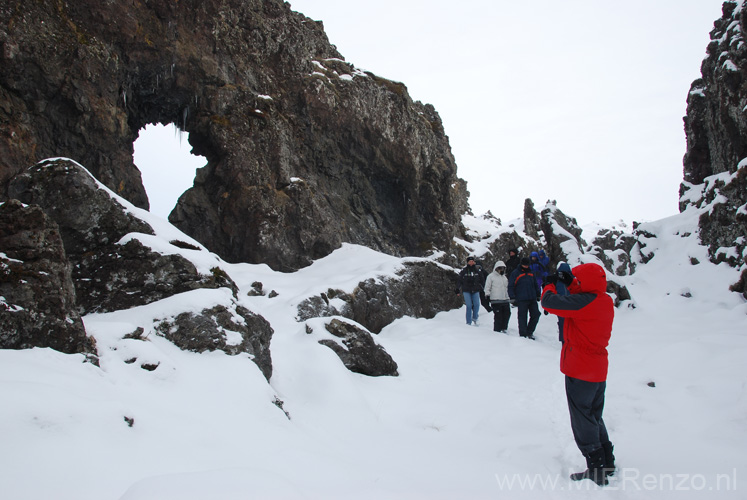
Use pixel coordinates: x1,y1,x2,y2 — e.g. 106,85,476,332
682,0,747,297
0,0,468,272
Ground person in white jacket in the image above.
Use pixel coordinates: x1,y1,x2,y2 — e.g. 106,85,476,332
484,261,511,333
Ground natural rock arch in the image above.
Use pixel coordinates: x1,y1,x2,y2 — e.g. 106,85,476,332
1,0,468,271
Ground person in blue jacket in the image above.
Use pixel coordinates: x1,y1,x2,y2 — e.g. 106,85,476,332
530,251,548,291
508,257,541,339
554,262,572,342
538,249,550,269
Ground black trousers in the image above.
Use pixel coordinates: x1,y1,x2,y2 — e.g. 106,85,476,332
565,376,611,456
491,302,511,331
516,300,540,337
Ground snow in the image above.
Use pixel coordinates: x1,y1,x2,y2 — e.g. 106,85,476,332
690,87,706,98
723,59,739,72
2,206,747,499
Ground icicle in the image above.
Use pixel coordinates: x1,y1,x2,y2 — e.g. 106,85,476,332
173,123,184,146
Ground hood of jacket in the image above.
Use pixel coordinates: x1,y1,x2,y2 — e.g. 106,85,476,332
530,251,539,258
571,263,607,294
493,261,506,272
557,262,571,274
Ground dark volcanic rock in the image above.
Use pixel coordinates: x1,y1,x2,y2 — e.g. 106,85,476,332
523,199,542,241
155,302,274,380
587,228,637,276
297,261,464,333
75,239,238,314
0,199,94,355
8,159,154,254
681,1,747,295
8,159,237,313
0,0,468,272
539,201,586,270
319,318,398,377
348,261,465,333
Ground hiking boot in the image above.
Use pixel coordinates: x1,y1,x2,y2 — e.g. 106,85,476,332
570,447,608,486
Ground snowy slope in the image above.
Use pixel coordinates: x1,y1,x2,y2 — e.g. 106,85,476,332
1,204,746,499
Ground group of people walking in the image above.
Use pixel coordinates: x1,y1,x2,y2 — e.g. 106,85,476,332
455,249,616,486
455,248,552,339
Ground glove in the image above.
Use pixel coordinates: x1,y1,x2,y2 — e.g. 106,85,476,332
543,274,558,286
558,271,574,286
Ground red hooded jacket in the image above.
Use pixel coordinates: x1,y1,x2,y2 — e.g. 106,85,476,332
541,263,614,382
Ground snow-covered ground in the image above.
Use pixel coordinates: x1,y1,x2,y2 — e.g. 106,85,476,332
1,205,746,499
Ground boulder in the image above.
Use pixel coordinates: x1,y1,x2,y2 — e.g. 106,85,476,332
318,318,398,377
155,302,274,380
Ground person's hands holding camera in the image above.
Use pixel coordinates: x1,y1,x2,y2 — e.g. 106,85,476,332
557,271,574,286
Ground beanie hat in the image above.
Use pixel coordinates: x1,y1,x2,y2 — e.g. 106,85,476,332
520,257,530,266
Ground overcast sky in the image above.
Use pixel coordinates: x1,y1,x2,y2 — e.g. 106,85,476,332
285,0,725,226
136,1,725,226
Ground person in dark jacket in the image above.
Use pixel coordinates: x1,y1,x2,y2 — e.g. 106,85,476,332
456,256,485,326
504,248,520,278
541,263,616,486
507,257,541,339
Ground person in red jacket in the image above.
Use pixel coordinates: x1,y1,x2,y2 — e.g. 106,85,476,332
541,263,615,486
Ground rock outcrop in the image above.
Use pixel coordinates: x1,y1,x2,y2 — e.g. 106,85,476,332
0,200,95,355
539,201,586,268
2,158,273,377
8,159,237,314
587,227,638,277
682,1,747,297
0,0,468,272
155,302,274,380
297,261,464,333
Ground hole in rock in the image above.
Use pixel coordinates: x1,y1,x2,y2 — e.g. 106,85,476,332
133,123,207,219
